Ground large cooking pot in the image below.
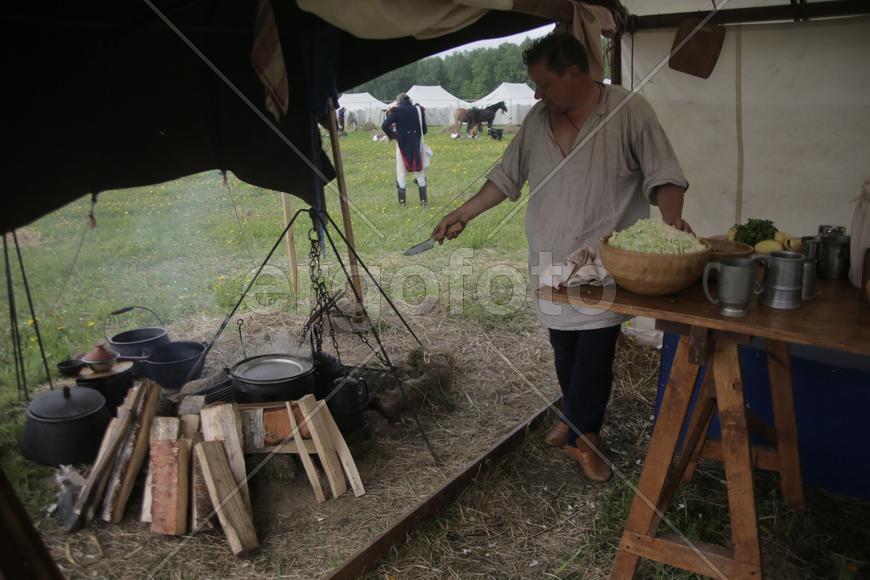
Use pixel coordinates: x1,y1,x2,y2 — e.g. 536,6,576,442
104,306,170,376
229,354,316,403
21,386,112,466
140,341,206,390
76,361,134,416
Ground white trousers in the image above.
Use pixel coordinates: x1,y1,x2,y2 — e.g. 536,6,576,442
396,145,426,189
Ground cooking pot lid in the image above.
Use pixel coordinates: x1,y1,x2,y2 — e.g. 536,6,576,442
28,386,106,421
231,354,313,383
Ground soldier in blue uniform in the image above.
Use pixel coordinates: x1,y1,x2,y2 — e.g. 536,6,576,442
382,93,428,205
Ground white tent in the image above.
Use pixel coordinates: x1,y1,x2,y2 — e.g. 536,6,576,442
619,1,870,239
472,82,538,125
337,92,388,127
406,85,470,126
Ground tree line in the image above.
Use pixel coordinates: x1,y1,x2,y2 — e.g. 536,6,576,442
350,40,535,103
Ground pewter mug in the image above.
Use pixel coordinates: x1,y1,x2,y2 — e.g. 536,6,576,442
702,257,762,317
818,234,851,280
757,251,814,309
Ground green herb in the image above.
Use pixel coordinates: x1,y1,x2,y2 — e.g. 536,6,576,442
733,218,777,247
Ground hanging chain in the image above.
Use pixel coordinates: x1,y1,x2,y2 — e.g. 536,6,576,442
301,222,343,364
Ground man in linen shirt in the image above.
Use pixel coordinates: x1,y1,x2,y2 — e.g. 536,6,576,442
432,34,692,482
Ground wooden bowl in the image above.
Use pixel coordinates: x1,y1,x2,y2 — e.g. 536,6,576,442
701,237,754,261
599,236,711,296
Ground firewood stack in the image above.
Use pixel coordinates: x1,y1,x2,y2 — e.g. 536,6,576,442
66,384,364,557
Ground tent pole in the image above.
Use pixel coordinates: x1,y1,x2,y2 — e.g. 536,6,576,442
326,97,364,312
281,193,299,300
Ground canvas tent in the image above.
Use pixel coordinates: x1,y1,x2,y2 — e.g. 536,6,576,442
406,85,471,126
618,0,870,239
337,92,388,127
472,81,538,125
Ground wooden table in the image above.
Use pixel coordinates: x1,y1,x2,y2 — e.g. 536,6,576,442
540,279,870,579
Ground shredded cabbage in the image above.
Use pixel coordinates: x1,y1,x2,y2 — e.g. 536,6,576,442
609,219,705,254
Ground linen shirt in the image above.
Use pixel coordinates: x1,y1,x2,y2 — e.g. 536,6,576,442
487,84,688,330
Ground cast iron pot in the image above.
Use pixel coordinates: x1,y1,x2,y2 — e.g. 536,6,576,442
76,363,134,416
140,341,206,391
327,375,369,435
104,306,170,376
229,354,316,403
21,386,112,466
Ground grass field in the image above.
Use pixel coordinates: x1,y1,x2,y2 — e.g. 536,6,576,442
1,127,530,507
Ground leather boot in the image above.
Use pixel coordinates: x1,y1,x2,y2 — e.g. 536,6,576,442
397,183,406,205
563,433,613,483
418,184,428,206
544,420,570,447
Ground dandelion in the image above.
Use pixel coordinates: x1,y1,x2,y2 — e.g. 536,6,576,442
86,320,95,328
26,319,34,326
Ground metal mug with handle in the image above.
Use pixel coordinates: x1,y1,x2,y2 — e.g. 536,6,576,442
703,257,762,317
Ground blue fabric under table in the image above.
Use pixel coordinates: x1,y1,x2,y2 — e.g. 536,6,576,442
657,332,870,500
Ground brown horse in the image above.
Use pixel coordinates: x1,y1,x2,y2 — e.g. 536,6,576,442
452,107,469,134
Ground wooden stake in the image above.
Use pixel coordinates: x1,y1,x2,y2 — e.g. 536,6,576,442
200,403,251,511
326,97,363,308
287,401,326,504
195,441,259,556
281,193,299,296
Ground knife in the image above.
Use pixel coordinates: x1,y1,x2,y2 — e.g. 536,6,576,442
403,222,464,256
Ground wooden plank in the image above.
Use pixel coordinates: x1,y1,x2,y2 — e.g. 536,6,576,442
323,396,560,580
702,440,780,472
611,336,701,578
246,439,319,455
766,339,805,510
711,341,762,569
543,279,870,356
195,441,259,556
682,371,716,483
200,403,251,512
151,439,190,535
288,401,327,504
620,532,759,578
296,395,347,499
101,381,161,523
240,409,266,452
261,404,311,444
320,406,365,497
178,395,206,416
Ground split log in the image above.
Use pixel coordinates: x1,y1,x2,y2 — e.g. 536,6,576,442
179,414,200,438
195,441,259,556
65,386,147,532
240,408,266,452
296,395,347,499
147,418,190,535
178,395,206,416
100,381,161,523
187,430,215,531
200,403,251,511
151,439,190,535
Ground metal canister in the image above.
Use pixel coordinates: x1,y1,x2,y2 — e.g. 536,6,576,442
801,258,817,300
801,236,821,259
759,251,804,310
818,225,846,236
818,234,851,280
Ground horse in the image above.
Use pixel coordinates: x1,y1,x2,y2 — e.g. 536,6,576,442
466,101,508,136
452,107,469,134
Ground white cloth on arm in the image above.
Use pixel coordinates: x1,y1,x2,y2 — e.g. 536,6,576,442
486,84,688,330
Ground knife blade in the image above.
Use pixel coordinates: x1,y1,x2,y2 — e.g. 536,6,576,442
404,238,435,256
403,222,464,256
